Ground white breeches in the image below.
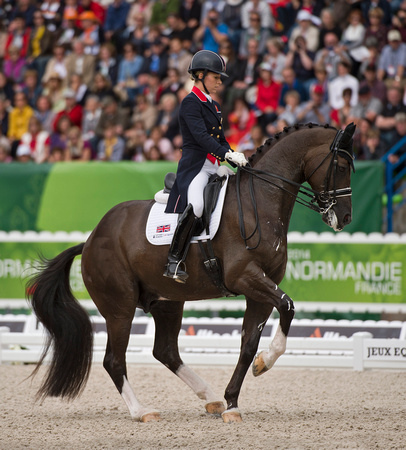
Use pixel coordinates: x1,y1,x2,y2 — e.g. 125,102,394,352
187,159,219,218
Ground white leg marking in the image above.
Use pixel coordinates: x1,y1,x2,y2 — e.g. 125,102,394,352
176,364,220,403
262,325,287,370
121,375,159,420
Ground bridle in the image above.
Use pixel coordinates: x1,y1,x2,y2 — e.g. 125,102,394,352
236,128,355,250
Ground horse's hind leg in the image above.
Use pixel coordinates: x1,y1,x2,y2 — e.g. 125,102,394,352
150,301,225,415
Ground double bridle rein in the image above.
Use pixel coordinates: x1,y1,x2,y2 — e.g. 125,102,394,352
236,128,355,250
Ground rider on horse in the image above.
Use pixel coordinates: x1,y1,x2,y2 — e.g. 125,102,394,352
163,50,248,283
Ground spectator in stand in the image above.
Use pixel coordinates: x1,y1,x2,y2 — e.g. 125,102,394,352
240,0,274,31
363,7,388,53
122,12,150,56
226,37,262,111
97,123,126,161
385,112,406,164
139,38,169,81
91,72,118,102
0,72,14,105
26,9,53,80
50,114,71,153
348,85,382,126
375,85,406,145
3,45,26,85
377,29,406,88
357,36,380,78
53,88,83,131
4,14,30,63
78,10,102,56
8,91,34,157
65,38,96,88
155,92,180,141
150,0,181,32
289,9,321,54
81,94,101,153
42,44,68,86
15,143,33,162
127,0,152,28
167,37,193,84
352,117,372,157
221,0,243,53
179,0,201,32
77,0,106,25
391,2,406,42
114,42,144,104
94,96,131,141
161,67,184,98
328,59,359,111
193,8,229,53
263,37,286,84
359,127,387,160
103,0,131,43
315,32,351,82
274,89,301,128
311,61,329,103
296,84,331,125
96,43,119,86
34,94,56,133
330,88,353,130
338,8,366,70
144,125,175,161
131,93,158,135
238,10,270,59
143,144,165,161
254,62,282,132
68,73,89,106
285,35,316,95
40,0,64,33
55,9,81,51
0,143,12,163
217,39,239,107
64,125,92,160
236,123,265,158
200,0,226,23
20,115,51,163
164,13,194,44
278,66,308,108
22,69,42,108
9,0,37,28
359,63,387,103
0,95,9,137
360,0,392,27
317,7,342,51
42,72,66,113
226,95,257,148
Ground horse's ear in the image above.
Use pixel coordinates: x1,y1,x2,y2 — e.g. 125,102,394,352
342,122,356,144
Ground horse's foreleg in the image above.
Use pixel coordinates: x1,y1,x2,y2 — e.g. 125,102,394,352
222,298,273,423
103,317,161,422
150,301,225,415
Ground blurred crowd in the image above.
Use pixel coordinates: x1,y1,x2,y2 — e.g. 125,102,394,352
0,0,406,164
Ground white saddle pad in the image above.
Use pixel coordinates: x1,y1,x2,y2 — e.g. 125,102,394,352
146,175,230,246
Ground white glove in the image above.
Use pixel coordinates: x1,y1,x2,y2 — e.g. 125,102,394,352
225,150,248,167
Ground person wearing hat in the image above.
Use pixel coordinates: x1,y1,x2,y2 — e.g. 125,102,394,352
54,9,81,51
288,9,321,53
78,10,101,55
15,143,33,162
377,29,406,87
163,50,247,283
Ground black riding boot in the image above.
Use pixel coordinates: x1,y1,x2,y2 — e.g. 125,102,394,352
163,204,199,283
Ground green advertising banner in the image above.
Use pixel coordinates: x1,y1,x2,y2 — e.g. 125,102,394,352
1,233,405,303
280,241,405,303
0,161,383,234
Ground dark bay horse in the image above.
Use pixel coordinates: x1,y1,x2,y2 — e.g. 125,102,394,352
28,123,356,423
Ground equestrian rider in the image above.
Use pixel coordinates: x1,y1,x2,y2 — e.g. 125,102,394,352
163,50,248,283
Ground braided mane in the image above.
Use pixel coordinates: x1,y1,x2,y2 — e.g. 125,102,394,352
248,122,336,167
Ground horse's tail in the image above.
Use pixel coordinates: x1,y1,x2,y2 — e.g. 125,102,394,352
27,243,93,400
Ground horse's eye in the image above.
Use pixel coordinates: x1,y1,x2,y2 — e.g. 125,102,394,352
338,165,346,173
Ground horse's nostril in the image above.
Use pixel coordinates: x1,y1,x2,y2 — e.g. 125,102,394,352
344,214,351,224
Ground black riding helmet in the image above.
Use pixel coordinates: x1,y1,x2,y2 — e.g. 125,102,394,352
188,50,228,88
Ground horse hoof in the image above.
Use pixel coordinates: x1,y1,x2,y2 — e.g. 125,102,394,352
141,412,161,422
252,352,269,377
222,409,242,423
205,401,226,415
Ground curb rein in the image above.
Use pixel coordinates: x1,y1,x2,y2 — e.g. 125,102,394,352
236,129,355,250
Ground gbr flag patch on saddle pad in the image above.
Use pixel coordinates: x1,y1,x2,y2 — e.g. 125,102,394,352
145,175,230,246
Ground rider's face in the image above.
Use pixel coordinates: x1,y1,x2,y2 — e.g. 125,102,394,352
200,72,222,95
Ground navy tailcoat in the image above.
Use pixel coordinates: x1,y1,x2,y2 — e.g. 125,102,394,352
165,86,232,214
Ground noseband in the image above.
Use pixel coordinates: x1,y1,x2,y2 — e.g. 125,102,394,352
236,128,355,249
